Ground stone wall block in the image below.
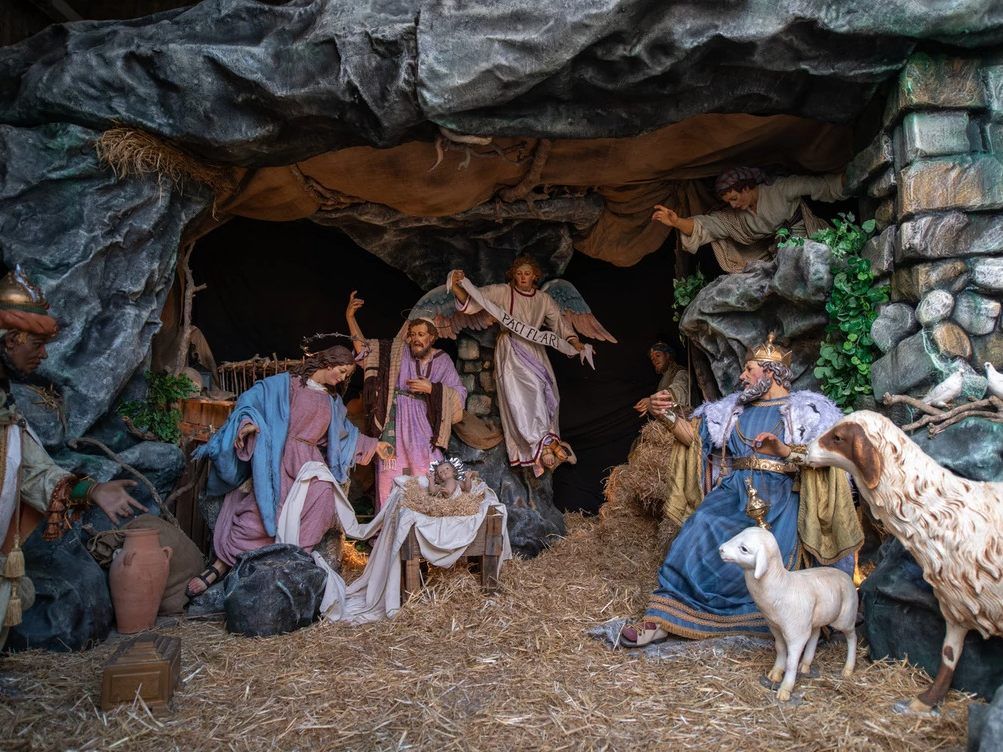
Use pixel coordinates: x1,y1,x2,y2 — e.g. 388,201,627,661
771,240,832,304
863,225,896,276
972,331,1003,366
900,111,971,163
874,199,896,230
845,132,893,193
457,337,480,361
466,394,492,416
871,302,918,354
985,65,1003,122
884,55,985,127
971,257,1003,293
891,260,968,302
898,212,1003,262
953,291,1002,335
871,331,942,396
866,167,897,199
986,122,1003,154
461,359,481,374
930,321,972,359
479,370,495,393
915,289,955,326
898,155,1003,218
460,374,476,395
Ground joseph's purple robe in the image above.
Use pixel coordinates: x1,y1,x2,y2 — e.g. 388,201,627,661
375,347,465,506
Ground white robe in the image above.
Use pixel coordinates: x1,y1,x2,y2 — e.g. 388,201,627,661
460,283,576,474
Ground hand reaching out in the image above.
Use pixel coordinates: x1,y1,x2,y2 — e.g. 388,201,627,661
752,432,789,458
651,204,680,228
90,480,146,525
376,442,395,461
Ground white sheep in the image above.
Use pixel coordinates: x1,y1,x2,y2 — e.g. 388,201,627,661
807,410,1003,713
719,527,858,702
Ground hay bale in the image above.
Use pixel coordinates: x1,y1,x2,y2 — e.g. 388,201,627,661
603,420,677,516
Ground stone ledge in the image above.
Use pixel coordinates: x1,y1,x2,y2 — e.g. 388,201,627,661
884,54,985,127
891,259,968,302
900,111,971,163
898,212,1003,262
898,154,1003,218
845,132,893,193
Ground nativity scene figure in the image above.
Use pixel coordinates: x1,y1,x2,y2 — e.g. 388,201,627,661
188,345,393,597
653,168,847,272
345,292,467,508
619,334,863,647
408,255,617,477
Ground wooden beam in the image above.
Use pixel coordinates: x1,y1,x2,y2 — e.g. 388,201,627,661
24,0,83,23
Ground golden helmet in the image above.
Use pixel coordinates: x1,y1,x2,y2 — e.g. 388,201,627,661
0,265,50,315
746,332,792,367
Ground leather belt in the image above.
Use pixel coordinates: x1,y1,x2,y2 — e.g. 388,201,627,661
728,457,799,474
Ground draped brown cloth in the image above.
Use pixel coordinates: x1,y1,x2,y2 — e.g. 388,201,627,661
220,114,852,267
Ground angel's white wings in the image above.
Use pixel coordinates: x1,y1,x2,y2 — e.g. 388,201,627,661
410,279,617,343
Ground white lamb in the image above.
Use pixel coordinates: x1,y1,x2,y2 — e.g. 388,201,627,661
808,410,1003,713
719,527,858,702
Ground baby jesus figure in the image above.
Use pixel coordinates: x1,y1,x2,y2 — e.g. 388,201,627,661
426,457,479,498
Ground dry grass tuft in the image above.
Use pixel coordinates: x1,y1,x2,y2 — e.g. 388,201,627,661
95,128,236,195
0,503,974,751
604,420,676,517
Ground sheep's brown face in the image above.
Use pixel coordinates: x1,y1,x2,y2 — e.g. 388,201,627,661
814,421,883,490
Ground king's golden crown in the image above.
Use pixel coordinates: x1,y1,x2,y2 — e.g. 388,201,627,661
747,333,792,367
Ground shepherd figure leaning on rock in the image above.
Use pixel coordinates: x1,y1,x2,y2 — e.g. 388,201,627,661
652,167,846,272
619,334,863,647
0,266,145,644
188,345,394,597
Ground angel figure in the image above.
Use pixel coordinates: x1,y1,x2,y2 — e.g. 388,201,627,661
413,254,616,477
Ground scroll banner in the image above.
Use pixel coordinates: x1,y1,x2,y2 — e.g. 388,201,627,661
447,273,595,369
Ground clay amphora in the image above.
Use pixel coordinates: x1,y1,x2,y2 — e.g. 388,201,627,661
109,528,172,634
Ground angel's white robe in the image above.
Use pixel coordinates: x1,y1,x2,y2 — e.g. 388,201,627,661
458,283,577,476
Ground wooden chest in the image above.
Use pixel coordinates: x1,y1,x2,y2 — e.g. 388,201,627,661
179,397,234,443
100,634,181,712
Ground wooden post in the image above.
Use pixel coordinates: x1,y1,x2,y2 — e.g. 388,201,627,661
480,507,503,593
400,526,421,600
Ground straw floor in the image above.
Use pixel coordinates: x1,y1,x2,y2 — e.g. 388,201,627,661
0,502,974,751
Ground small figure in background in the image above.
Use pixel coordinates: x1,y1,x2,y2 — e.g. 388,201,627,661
634,342,689,416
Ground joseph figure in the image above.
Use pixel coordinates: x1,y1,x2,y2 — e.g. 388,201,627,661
346,293,466,508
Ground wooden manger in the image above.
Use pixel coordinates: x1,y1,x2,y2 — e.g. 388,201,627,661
400,505,505,599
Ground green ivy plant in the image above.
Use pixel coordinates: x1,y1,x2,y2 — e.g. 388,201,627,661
778,214,889,411
118,371,199,444
672,270,707,323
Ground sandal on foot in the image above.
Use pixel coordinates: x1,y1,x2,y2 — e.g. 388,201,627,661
186,562,228,599
618,621,669,648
